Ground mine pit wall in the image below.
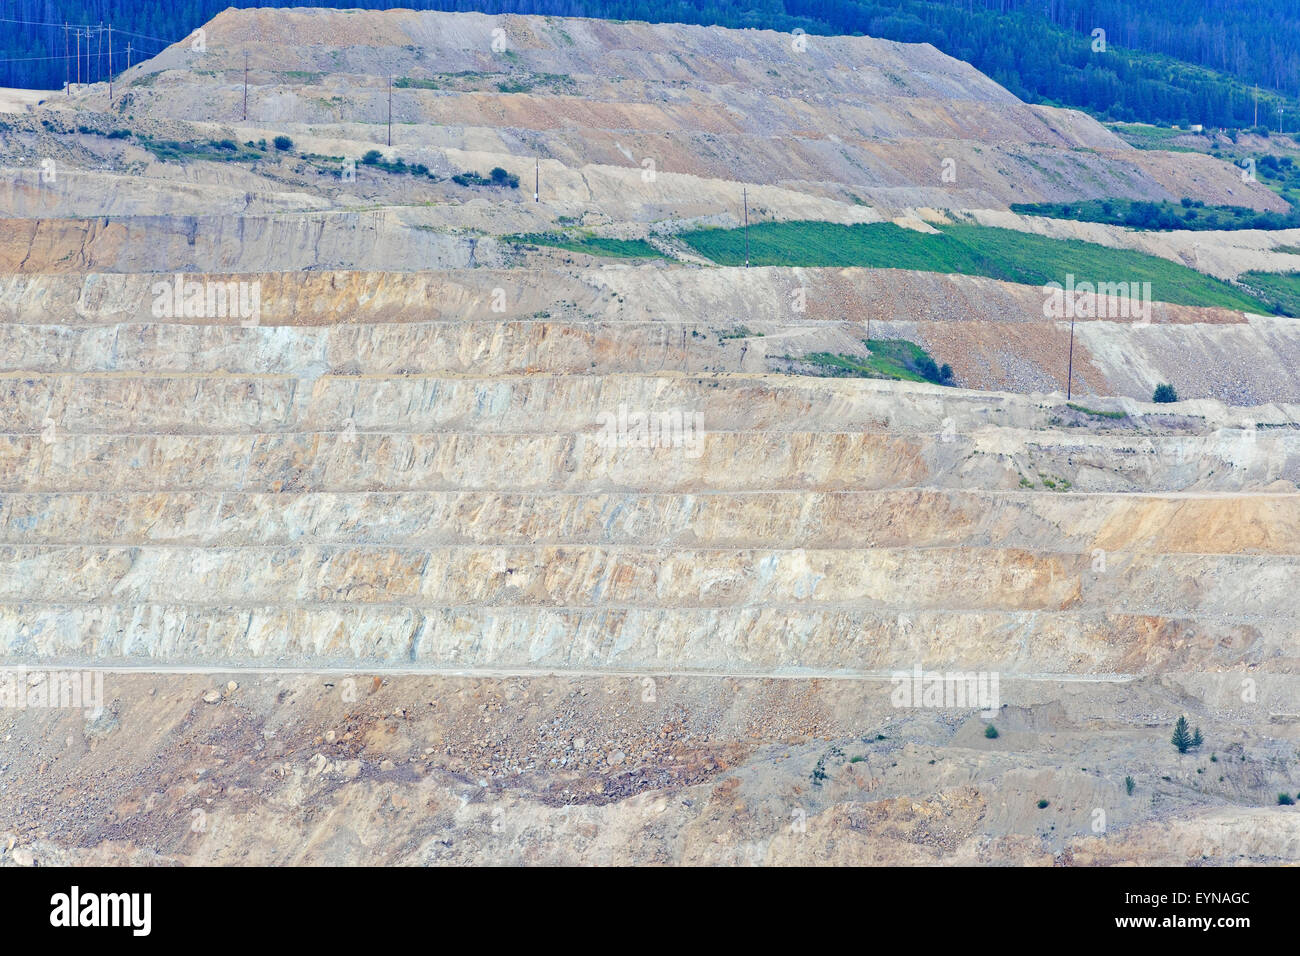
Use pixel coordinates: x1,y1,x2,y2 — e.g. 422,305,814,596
1,260,1296,676
0,249,1296,678
2,268,1298,404
2,489,1297,552
2,604,1297,676
1,370,1296,673
0,215,505,275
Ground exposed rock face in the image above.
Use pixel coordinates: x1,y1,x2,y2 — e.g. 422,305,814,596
0,10,1297,866
3,269,1297,404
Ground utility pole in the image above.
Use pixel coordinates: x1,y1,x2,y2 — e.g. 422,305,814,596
743,187,750,268
534,156,539,202
387,74,392,146
75,28,80,90
1254,85,1259,127
64,23,69,95
243,53,249,121
96,23,102,83
126,42,132,71
1066,314,1076,400
107,25,113,106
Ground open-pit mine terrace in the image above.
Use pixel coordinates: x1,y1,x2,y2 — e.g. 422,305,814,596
0,9,1297,866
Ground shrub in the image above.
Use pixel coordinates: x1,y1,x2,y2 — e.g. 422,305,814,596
1153,383,1179,403
1279,793,1295,805
362,150,383,165
273,135,293,151
1036,799,1049,809
490,165,520,188
1125,775,1135,795
984,724,999,739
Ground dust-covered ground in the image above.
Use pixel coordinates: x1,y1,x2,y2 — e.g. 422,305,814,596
4,672,1299,866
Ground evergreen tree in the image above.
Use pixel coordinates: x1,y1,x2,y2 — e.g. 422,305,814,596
1171,715,1193,753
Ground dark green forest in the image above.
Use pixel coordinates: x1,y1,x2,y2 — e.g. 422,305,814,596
2,0,1298,131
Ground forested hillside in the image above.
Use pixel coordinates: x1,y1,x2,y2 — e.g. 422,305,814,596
1,0,1298,131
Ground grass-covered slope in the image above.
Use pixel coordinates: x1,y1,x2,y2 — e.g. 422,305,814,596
509,233,663,259
1239,272,1300,317
677,221,1286,314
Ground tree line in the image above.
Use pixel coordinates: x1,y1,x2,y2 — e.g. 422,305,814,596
1,0,1296,131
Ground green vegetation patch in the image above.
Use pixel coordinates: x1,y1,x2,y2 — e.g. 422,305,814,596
1107,122,1206,152
393,77,443,90
1011,196,1300,232
510,232,662,259
135,135,263,164
676,220,1283,313
360,150,440,180
795,339,952,385
453,167,520,189
1067,403,1127,419
1239,271,1300,317
394,67,576,95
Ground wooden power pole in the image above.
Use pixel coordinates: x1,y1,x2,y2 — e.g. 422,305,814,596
743,187,750,267
387,75,392,146
243,53,249,121
107,25,113,106
1066,314,1076,400
64,23,70,95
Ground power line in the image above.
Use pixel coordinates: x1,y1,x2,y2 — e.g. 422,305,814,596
0,51,118,64
0,14,173,42
0,15,172,46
